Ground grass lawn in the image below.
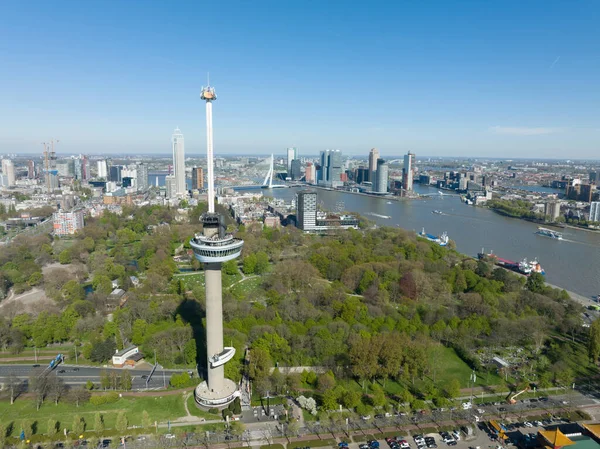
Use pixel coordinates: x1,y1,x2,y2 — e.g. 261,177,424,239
230,276,263,297
175,271,242,291
0,394,187,436
185,394,220,420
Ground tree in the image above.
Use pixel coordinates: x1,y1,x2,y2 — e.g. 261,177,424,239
100,370,111,390
61,280,85,302
92,275,113,296
90,339,116,363
5,373,22,404
141,411,151,429
321,389,338,411
72,415,85,435
29,370,49,410
525,272,545,293
67,387,91,407
223,260,238,276
589,320,600,363
445,378,461,399
242,254,257,275
94,413,105,434
0,423,5,449
47,419,58,437
48,376,66,405
59,250,72,264
248,347,272,381
120,370,132,391
371,384,387,408
341,390,361,410
230,421,245,439
317,372,336,394
254,252,269,274
115,411,128,433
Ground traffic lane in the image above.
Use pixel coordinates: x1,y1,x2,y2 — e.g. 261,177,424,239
0,364,186,379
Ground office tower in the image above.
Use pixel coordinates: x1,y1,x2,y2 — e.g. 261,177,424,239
328,150,343,187
590,172,599,183
1,159,15,186
305,162,316,184
165,175,176,198
172,128,186,196
356,167,369,184
27,160,35,179
53,209,84,236
55,162,69,177
376,159,389,193
82,156,90,181
319,150,330,184
368,148,380,183
290,159,301,180
47,171,59,190
97,160,108,179
192,167,204,190
135,162,148,191
190,83,244,408
590,202,600,222
403,151,415,191
109,165,122,183
287,147,297,176
545,202,561,221
296,190,317,231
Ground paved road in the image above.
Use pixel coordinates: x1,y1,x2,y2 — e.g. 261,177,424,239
0,364,187,390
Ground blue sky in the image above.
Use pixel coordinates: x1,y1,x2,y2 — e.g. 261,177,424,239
1,1,599,158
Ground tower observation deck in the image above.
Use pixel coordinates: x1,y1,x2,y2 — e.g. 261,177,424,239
191,84,244,408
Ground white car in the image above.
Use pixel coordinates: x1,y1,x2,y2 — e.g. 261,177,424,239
164,434,176,439
462,402,472,410
524,422,533,428
452,432,461,441
477,408,485,414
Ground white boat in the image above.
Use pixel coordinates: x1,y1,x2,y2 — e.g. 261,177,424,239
367,212,391,219
535,227,563,240
386,201,393,205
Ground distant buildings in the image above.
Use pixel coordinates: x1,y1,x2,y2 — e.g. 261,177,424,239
566,181,593,202
305,162,316,184
545,201,561,222
97,160,108,179
403,151,415,191
53,209,84,236
192,167,204,190
172,128,186,196
165,174,176,198
368,148,380,184
375,158,389,193
1,159,15,187
135,162,148,192
590,202,600,223
290,159,301,180
27,160,35,179
286,147,297,176
109,165,122,183
318,149,343,187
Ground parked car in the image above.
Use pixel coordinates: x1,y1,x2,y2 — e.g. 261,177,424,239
524,422,533,428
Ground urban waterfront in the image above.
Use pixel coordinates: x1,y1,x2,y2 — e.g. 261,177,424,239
264,185,600,300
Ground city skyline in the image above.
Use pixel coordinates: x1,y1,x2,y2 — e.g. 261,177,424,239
1,2,599,157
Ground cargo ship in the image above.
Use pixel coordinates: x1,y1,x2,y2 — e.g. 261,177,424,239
418,228,449,246
477,251,545,276
535,227,563,240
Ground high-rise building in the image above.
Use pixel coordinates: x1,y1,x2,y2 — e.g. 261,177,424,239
165,175,176,198
97,160,108,179
290,159,301,180
305,162,316,184
135,162,148,191
172,128,186,196
1,159,15,186
190,83,244,409
590,202,600,223
403,151,416,191
192,167,204,190
47,171,59,190
368,148,380,183
53,209,84,236
328,150,343,187
109,165,122,183
376,159,389,193
545,202,561,222
318,150,330,184
27,160,35,179
356,167,369,184
286,147,297,176
590,172,599,183
296,190,317,231
82,156,90,181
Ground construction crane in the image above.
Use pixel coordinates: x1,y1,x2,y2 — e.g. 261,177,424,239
42,139,59,191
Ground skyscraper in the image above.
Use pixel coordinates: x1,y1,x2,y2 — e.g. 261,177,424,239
328,150,343,187
53,209,84,236
27,160,35,179
376,158,389,193
109,165,122,183
172,128,186,196
135,162,148,192
590,202,600,223
97,160,108,179
305,162,316,184
403,151,416,191
1,160,15,187
318,150,330,184
296,190,317,230
165,175,176,198
192,167,204,190
290,159,301,180
190,83,244,409
368,148,380,183
286,147,297,176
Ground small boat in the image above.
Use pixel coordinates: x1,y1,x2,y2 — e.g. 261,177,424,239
535,227,563,240
366,212,391,219
432,210,443,215
386,201,393,205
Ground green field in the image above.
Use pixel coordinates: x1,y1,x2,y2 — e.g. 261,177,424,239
230,276,263,297
0,394,187,436
176,271,243,291
185,394,220,420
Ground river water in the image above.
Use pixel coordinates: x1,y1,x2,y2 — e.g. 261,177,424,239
263,185,600,299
